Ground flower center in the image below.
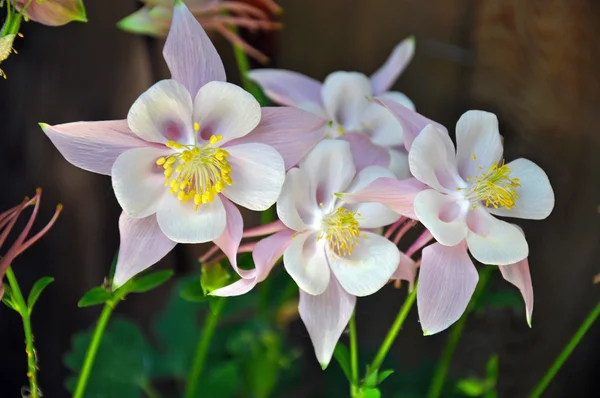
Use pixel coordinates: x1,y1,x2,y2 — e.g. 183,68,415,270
156,130,232,211
319,207,362,256
460,159,521,209
325,120,346,138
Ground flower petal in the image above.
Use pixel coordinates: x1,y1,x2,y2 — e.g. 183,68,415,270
321,72,372,128
194,81,261,144
213,197,244,269
19,0,87,26
300,139,356,210
418,242,479,335
339,177,427,219
127,79,194,144
299,277,356,368
248,69,325,114
41,120,150,175
414,189,469,247
113,213,177,288
388,148,411,179
378,91,416,111
466,207,529,265
112,147,171,218
163,0,226,96
391,252,418,290
375,97,447,151
221,143,285,211
156,192,226,243
226,107,327,170
409,125,464,192
455,110,503,180
370,37,415,94
328,231,400,296
500,257,534,326
276,168,320,231
358,101,405,148
338,133,390,171
283,232,330,295
487,158,555,220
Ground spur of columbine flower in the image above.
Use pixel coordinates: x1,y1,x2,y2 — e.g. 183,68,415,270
249,37,416,178
15,0,87,26
0,189,62,299
118,0,281,63
40,0,324,287
216,139,402,366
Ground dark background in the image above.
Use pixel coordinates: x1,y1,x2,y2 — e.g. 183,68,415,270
1,0,600,397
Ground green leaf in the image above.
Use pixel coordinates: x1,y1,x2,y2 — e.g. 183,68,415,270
362,387,382,398
456,378,488,397
127,270,173,294
179,278,206,303
377,369,394,385
333,342,352,381
201,262,230,295
64,318,153,398
27,276,54,312
77,286,112,307
1,288,20,313
486,355,499,383
108,251,119,279
364,366,379,388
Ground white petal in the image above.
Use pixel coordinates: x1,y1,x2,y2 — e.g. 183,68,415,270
299,278,356,367
455,110,503,180
321,71,373,128
414,189,469,247
487,158,554,220
466,207,528,265
283,232,331,295
221,143,285,211
276,168,320,231
388,148,411,179
328,231,400,296
156,192,226,243
193,81,261,144
409,125,464,192
127,79,194,144
112,147,171,218
378,91,416,111
299,139,356,210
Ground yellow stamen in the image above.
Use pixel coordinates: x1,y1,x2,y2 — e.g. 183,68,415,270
319,208,364,257
460,161,521,209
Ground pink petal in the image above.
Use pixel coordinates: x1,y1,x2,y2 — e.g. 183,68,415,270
338,177,427,219
163,0,226,96
41,120,151,176
248,69,325,113
299,277,356,368
226,107,327,170
213,197,244,270
500,257,534,326
455,111,503,180
418,242,479,335
413,189,469,247
370,37,415,94
113,213,177,288
391,252,418,291
339,133,390,171
374,97,447,151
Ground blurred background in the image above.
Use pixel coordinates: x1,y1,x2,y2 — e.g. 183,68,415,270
1,0,600,397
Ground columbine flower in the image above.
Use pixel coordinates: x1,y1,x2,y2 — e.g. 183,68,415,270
41,1,323,287
15,0,87,26
0,189,62,299
118,0,281,63
249,37,416,178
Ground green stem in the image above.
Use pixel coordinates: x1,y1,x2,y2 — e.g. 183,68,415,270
73,302,116,398
184,297,226,398
427,266,494,398
367,284,418,376
229,26,270,105
529,301,600,398
349,312,359,396
5,268,39,398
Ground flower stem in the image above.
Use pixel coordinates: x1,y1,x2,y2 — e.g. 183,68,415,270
5,267,39,398
427,266,494,398
367,284,418,376
184,297,226,398
529,301,600,398
229,26,270,105
73,302,116,398
349,312,359,396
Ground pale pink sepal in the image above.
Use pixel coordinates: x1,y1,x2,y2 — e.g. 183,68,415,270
500,257,534,327
391,252,417,291
370,36,415,94
113,213,177,288
339,133,390,171
41,120,152,176
374,97,447,152
418,242,479,335
17,0,87,26
163,1,226,97
213,197,245,271
247,69,324,109
339,177,427,219
299,277,356,368
227,107,327,170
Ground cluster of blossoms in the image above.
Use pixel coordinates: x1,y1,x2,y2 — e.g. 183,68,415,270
42,0,554,367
